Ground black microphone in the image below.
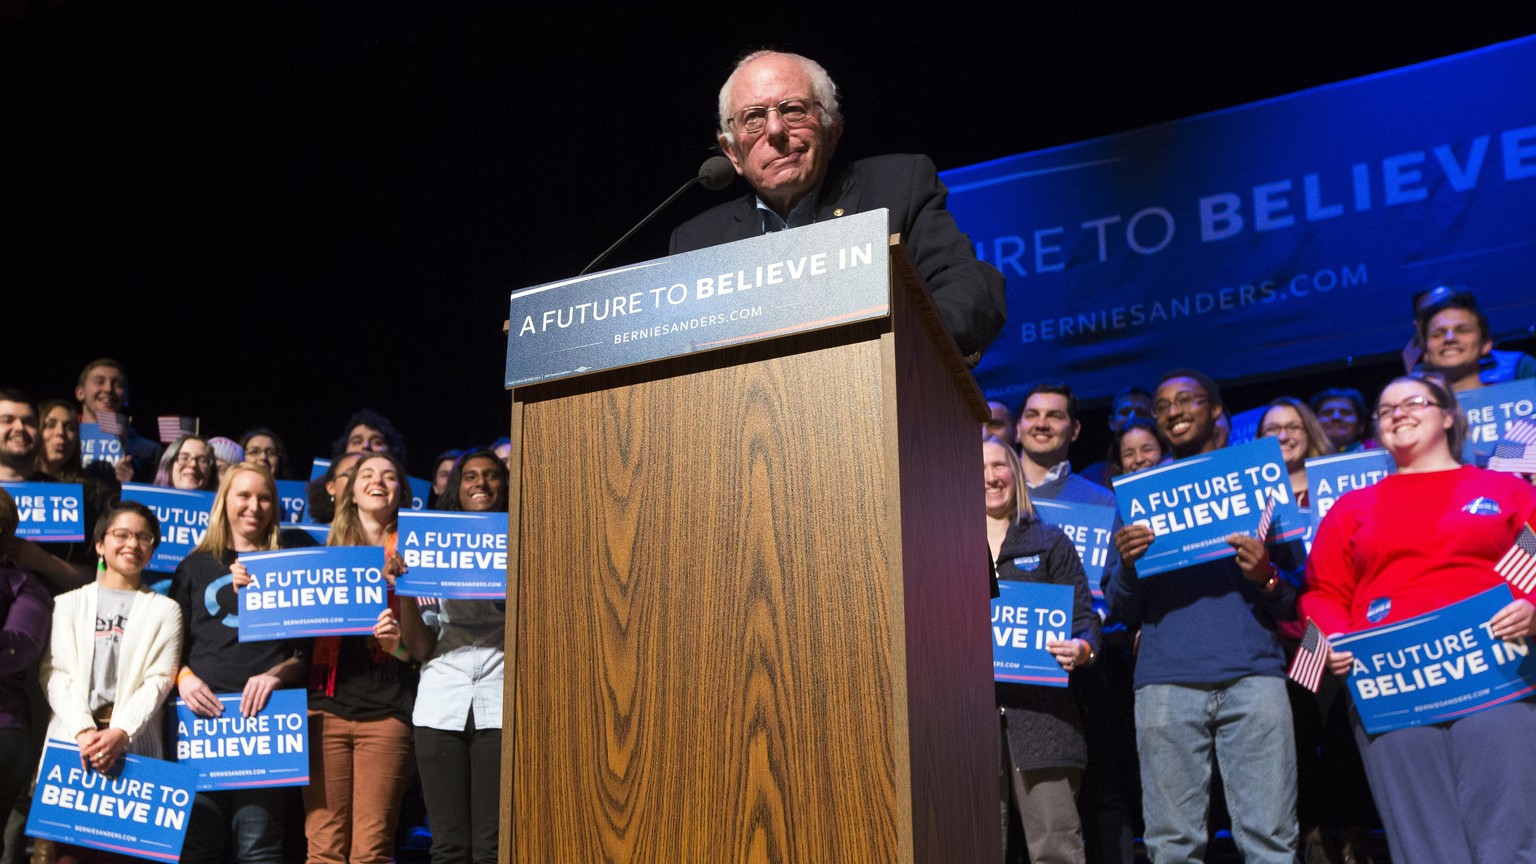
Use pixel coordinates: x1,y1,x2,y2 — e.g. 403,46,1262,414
578,156,736,276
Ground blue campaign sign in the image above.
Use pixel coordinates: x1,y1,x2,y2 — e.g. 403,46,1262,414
238,546,387,642
506,210,891,388
1032,498,1116,599
78,422,126,470
119,484,214,572
1224,406,1267,449
992,581,1074,687
1296,508,1317,556
407,475,430,511
173,689,309,790
1458,379,1536,463
26,739,197,862
309,458,329,481
1306,449,1395,527
286,523,331,545
275,479,309,524
1112,437,1302,577
0,482,86,542
1333,585,1536,734
395,510,508,599
942,36,1536,403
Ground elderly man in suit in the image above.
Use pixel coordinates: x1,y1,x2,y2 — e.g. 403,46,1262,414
671,50,1006,361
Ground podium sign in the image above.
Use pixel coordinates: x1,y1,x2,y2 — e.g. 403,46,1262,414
505,209,892,387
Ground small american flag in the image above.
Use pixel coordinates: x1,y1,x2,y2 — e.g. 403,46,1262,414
1254,489,1277,544
1288,619,1331,692
1495,524,1536,596
95,410,127,436
1489,418,1536,475
157,415,199,444
1401,334,1424,374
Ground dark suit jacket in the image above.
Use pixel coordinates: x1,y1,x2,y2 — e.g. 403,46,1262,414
669,153,1007,357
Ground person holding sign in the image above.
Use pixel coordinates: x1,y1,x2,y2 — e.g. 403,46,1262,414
38,501,182,858
985,436,1099,864
1107,369,1301,864
174,463,314,864
304,452,417,864
1257,398,1330,507
394,450,507,864
1303,373,1536,864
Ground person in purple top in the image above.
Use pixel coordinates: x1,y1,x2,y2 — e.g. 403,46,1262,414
0,489,52,864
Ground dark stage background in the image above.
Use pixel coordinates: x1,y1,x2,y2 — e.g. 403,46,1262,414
5,4,1534,475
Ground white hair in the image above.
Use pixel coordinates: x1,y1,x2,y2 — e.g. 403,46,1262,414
717,50,842,145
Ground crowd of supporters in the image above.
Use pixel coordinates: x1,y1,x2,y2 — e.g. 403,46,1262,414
1,282,1534,864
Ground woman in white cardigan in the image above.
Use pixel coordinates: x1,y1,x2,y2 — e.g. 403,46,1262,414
42,500,182,775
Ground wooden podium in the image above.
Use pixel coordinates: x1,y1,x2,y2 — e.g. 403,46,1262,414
500,235,1000,863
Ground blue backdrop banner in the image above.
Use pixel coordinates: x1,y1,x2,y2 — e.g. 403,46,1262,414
942,36,1536,402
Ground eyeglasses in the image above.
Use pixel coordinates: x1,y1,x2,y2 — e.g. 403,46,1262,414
245,446,282,459
1374,395,1442,420
727,99,822,135
106,529,156,546
175,453,211,467
1151,392,1207,418
1259,423,1306,438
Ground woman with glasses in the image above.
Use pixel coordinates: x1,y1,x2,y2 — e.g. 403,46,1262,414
986,435,1099,864
153,435,217,491
238,429,288,480
40,501,182,863
1303,373,1536,863
303,452,417,864
394,450,507,864
1257,398,1330,507
175,463,313,863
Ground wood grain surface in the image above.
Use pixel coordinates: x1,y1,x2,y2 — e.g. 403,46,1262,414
503,254,995,863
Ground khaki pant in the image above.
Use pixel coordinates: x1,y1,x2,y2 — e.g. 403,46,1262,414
302,711,414,864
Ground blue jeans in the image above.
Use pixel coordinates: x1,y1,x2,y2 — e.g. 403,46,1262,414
1135,676,1297,864
181,787,289,864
